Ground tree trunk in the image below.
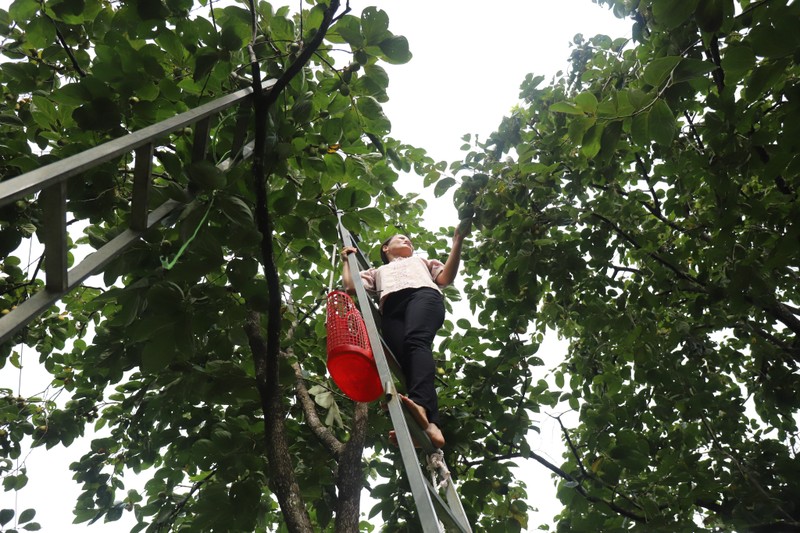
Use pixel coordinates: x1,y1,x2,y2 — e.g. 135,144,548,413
335,402,369,532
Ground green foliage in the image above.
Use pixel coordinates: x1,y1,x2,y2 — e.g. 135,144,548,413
444,0,800,530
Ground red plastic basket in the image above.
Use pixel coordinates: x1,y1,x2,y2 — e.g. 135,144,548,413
325,291,382,402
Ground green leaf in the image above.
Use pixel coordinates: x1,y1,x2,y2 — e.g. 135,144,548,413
187,161,226,191
272,182,297,216
280,214,309,238
597,120,622,164
321,118,343,144
745,60,788,101
550,102,583,115
695,0,725,33
292,98,314,124
363,64,389,89
321,154,344,183
330,15,362,47
642,56,682,88
0,114,24,127
648,99,676,146
141,333,176,373
220,25,245,51
631,112,650,147
18,509,35,524
318,217,339,243
335,187,355,210
24,17,56,49
434,177,456,197
358,207,384,227
379,35,412,64
72,98,121,132
749,17,796,58
580,123,604,159
352,188,371,208
9,0,38,21
155,29,185,60
356,96,390,135
575,92,598,114
193,49,219,81
672,58,716,83
361,7,389,45
721,43,755,80
0,509,14,526
217,196,251,229
652,0,699,29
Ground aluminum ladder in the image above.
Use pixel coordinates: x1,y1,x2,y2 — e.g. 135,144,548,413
337,219,472,533
0,79,277,346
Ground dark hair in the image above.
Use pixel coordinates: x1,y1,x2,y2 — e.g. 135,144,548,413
379,235,399,264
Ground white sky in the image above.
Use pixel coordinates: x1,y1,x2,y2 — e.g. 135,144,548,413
0,1,632,530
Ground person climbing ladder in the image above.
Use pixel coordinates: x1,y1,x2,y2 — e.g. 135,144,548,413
341,223,469,448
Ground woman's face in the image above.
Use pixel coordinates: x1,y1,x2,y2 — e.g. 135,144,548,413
383,235,413,260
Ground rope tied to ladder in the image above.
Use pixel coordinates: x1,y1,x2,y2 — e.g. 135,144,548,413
426,449,451,491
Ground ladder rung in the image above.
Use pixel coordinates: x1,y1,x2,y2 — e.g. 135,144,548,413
131,143,154,232
41,182,68,293
192,117,212,162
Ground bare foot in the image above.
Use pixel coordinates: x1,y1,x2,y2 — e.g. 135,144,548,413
425,423,445,449
399,395,446,448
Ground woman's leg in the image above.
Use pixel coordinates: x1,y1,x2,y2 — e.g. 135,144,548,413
382,288,445,425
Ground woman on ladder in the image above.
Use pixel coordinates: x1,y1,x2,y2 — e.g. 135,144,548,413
341,224,469,448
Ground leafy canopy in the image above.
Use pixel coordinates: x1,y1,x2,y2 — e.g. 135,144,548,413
443,0,800,530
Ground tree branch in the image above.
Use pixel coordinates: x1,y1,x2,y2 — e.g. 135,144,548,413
553,414,643,512
526,448,647,522
590,212,706,288
634,153,709,242
155,470,217,529
682,111,706,155
705,35,724,93
244,1,343,530
262,0,341,112
47,16,87,77
291,360,344,457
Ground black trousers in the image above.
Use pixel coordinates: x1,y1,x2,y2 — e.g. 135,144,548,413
381,287,445,426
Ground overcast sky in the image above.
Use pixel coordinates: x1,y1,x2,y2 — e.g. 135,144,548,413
0,1,632,530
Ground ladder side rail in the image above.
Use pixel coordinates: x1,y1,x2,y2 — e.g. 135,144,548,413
441,477,472,532
338,223,442,533
424,477,472,533
0,79,276,208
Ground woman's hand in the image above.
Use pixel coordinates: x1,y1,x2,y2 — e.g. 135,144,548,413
455,218,472,243
341,246,358,260
340,246,358,294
